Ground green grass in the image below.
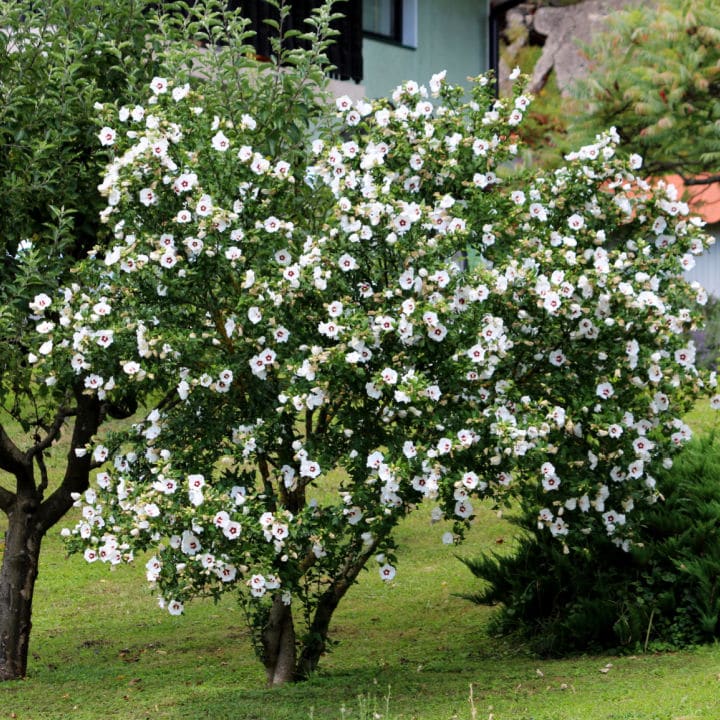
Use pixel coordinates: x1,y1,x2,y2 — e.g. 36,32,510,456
2,404,720,718
683,397,720,437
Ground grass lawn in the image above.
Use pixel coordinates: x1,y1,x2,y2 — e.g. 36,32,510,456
1,400,720,719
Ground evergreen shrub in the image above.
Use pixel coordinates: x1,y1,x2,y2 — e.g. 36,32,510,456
462,432,720,655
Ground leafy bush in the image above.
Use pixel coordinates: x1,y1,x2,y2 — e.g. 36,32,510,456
462,431,720,655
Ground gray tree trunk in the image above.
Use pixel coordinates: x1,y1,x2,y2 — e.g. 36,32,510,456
261,595,297,686
295,585,341,680
295,543,378,680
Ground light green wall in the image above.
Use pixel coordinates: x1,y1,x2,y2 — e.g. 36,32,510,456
362,0,489,99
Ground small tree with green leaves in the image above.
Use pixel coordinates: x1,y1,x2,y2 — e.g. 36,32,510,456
30,53,714,686
570,0,720,185
0,0,340,682
0,0,167,681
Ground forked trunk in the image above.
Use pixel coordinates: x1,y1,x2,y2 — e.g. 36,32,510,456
261,595,297,686
0,508,43,681
0,391,103,681
262,543,377,684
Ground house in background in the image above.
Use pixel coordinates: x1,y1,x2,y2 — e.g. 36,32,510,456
239,0,490,100
360,0,489,99
665,176,720,298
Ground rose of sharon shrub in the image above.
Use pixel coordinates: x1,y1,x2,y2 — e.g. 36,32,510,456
31,69,715,683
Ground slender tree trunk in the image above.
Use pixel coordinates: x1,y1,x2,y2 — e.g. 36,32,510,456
295,584,343,680
294,543,379,680
0,505,43,681
261,595,297,686
296,554,378,680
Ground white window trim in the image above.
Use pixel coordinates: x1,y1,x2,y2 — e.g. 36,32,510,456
401,0,417,49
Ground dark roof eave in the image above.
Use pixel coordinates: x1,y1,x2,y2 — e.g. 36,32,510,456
490,0,526,12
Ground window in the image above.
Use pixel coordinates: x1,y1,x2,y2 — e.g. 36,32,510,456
363,0,417,48
363,0,400,41
234,0,363,83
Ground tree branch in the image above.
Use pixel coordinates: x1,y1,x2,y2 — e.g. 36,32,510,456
25,405,73,461
295,537,379,679
35,389,103,532
304,408,313,439
681,174,720,186
643,159,720,183
0,484,15,513
36,450,50,497
0,423,27,477
258,454,276,510
155,387,183,413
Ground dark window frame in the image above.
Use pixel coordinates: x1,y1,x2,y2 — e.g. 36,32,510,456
362,0,405,46
231,0,363,84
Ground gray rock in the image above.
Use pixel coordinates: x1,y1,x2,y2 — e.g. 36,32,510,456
528,0,644,95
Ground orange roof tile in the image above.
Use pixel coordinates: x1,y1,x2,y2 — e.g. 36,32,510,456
662,174,720,224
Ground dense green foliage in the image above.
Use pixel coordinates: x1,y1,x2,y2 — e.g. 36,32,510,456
0,0,173,681
2,0,718,691
459,0,720,661
462,430,720,655
36,55,713,682
570,0,720,184
0,0,159,417
0,0,156,263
